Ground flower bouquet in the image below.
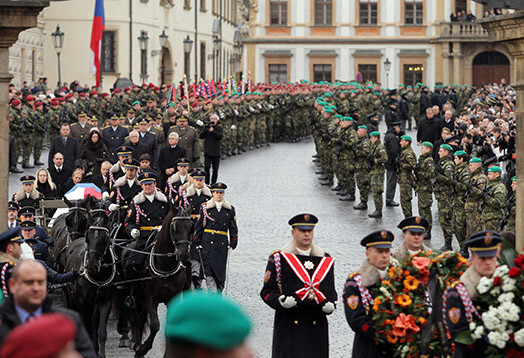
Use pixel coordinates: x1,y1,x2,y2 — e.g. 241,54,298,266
372,251,469,357
457,253,524,358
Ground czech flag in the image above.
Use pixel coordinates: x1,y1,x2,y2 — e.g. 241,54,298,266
89,0,105,87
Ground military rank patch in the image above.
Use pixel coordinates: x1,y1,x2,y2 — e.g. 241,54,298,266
127,208,132,218
347,295,359,310
448,307,461,324
264,270,271,283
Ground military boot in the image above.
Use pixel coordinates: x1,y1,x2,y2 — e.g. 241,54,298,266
318,175,329,181
368,210,382,218
440,241,452,251
353,202,368,210
336,189,348,196
320,179,334,186
330,185,342,191
339,194,355,201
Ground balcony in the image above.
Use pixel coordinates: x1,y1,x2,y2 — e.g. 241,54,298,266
434,22,489,42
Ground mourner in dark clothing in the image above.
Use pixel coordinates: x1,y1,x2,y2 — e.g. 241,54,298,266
48,123,80,171
80,130,109,177
158,132,188,189
34,169,59,198
12,175,43,209
48,152,73,196
417,107,440,144
102,114,128,161
384,123,402,207
199,114,223,184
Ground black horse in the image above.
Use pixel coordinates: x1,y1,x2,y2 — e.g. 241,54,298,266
64,198,116,358
121,204,193,358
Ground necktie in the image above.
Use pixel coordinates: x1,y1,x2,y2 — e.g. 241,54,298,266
62,137,67,146
9,222,13,229
25,312,35,322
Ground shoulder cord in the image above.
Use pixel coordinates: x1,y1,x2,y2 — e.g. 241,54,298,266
116,187,125,205
1,263,9,298
167,180,175,200
442,283,480,334
178,187,189,210
352,273,374,311
135,203,148,225
274,252,282,294
201,203,215,227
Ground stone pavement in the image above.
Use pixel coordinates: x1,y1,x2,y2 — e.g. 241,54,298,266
8,124,450,357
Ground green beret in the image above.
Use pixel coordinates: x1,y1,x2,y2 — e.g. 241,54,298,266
329,105,337,110
401,135,412,142
217,96,224,99
351,90,358,94
323,108,334,114
469,157,482,164
407,85,412,88
358,125,368,130
334,114,343,119
341,116,353,122
373,92,380,96
386,88,391,91
369,131,380,137
399,83,405,87
366,85,373,89
132,101,141,106
245,92,251,95
440,144,453,152
166,291,252,350
511,176,516,182
454,150,467,157
421,141,433,148
487,166,502,173
325,92,333,97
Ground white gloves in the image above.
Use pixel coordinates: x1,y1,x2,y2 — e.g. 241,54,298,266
231,125,237,130
249,106,255,112
156,225,162,231
279,295,297,309
131,229,140,239
234,109,239,115
322,301,336,314
108,203,119,212
102,192,110,200
196,119,204,127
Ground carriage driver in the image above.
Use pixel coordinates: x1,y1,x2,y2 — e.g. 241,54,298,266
106,158,142,220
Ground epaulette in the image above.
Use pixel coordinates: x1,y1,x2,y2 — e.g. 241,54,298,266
71,122,77,126
189,125,196,130
348,272,358,280
271,249,281,255
450,281,461,289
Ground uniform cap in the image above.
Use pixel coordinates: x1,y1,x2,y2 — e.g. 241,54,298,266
210,182,227,192
464,231,502,257
132,101,141,106
360,230,394,248
11,99,21,106
8,201,19,211
334,114,342,119
369,131,380,137
341,116,353,122
78,92,86,97
454,150,467,157
440,144,453,152
511,176,516,182
398,216,429,233
102,93,109,97
487,166,502,173
165,291,251,350
77,111,87,117
35,101,43,106
177,158,190,167
0,313,76,358
400,135,412,142
0,228,24,245
421,141,433,149
123,158,140,170
469,157,482,164
138,172,158,184
137,118,149,125
288,213,318,230
358,125,368,130
19,220,36,231
114,88,121,93
117,146,133,157
190,170,206,179
367,112,378,119
20,175,35,184
18,206,35,217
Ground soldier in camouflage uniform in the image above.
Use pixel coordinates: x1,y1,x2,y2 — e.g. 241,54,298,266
32,101,47,166
20,96,36,168
317,107,336,186
505,176,516,233
368,131,387,218
465,158,487,239
64,94,77,122
435,144,455,250
87,91,100,118
451,151,470,255
337,117,357,201
414,142,435,239
111,89,123,116
245,93,257,149
353,125,371,210
8,99,23,164
398,135,416,218
100,93,112,120
481,166,507,232
121,87,133,115
254,92,268,146
76,93,88,114
47,99,62,140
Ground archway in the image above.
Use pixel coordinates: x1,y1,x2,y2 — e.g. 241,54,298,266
472,51,510,85
161,47,173,85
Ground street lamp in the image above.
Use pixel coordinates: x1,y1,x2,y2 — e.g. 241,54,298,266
137,31,149,83
183,35,193,80
159,30,168,85
213,37,222,80
51,25,65,88
383,57,391,88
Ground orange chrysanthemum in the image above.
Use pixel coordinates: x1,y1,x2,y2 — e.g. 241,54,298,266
386,331,398,344
396,294,412,307
403,275,419,291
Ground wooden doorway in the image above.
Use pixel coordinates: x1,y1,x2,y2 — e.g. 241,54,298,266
472,51,510,85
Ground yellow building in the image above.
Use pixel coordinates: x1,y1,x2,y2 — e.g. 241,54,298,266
243,0,515,86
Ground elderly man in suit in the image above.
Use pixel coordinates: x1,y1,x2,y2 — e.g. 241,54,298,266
157,132,187,189
48,123,79,172
69,111,93,148
167,116,200,167
102,114,128,162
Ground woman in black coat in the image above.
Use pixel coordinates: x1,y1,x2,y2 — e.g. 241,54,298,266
35,169,58,198
80,130,109,177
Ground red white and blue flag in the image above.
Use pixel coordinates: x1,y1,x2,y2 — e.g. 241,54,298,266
89,0,105,87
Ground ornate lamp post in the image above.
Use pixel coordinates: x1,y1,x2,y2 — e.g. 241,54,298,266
383,57,391,88
51,25,65,88
159,30,168,84
183,35,193,80
137,30,149,83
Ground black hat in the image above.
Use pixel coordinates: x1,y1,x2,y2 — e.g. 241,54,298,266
367,112,378,120
177,158,190,167
389,121,401,127
360,230,394,249
210,182,227,192
117,146,133,157
190,170,206,179
20,175,35,184
464,231,502,257
138,172,158,184
123,158,140,170
398,216,429,233
389,89,397,96
445,135,458,143
288,213,318,230
18,206,35,217
387,99,397,106
20,220,36,231
8,201,19,211
0,228,24,245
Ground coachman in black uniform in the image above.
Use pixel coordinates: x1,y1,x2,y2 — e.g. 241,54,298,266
343,230,395,358
0,229,24,298
260,214,337,358
443,231,502,358
194,182,238,291
183,170,212,288
165,157,191,200
12,176,43,209
106,158,142,221
105,145,133,192
124,172,169,271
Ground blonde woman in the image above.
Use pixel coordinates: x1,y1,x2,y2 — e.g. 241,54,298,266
62,168,84,195
34,168,58,198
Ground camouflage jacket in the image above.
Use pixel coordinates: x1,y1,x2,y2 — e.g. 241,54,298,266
20,106,35,133
453,162,470,206
354,135,371,170
481,178,507,221
369,140,387,175
415,153,434,192
465,167,487,212
399,145,416,184
435,155,455,199
8,106,22,134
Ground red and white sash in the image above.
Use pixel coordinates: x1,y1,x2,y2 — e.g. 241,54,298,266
281,252,334,304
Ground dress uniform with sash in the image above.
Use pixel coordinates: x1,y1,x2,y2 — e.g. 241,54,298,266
107,146,133,191
391,216,431,260
124,172,169,269
12,176,43,209
343,230,395,358
106,158,142,221
183,170,212,288
165,158,191,200
194,183,238,291
443,231,502,358
260,214,337,358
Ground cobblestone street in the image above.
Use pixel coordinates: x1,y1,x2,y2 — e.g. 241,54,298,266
8,126,448,357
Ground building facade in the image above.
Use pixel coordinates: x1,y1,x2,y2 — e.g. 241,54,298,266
243,0,515,87
37,0,244,90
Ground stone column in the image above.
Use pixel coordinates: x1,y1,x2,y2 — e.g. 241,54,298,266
479,12,524,253
442,50,451,85
0,1,51,230
452,43,463,85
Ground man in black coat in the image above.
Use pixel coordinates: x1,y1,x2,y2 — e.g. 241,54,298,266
102,115,128,162
260,214,336,358
48,152,74,196
384,100,399,129
0,260,96,358
398,93,410,131
91,160,112,192
419,87,432,117
384,122,402,207
48,123,79,171
436,109,456,137
157,132,188,189
125,130,151,164
417,107,440,145
137,118,157,165
199,114,223,184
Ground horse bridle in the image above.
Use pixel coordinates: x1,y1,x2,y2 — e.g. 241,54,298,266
83,225,116,287
67,207,88,239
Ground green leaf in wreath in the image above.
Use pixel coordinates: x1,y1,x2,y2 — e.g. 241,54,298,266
454,330,475,345
500,240,518,267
